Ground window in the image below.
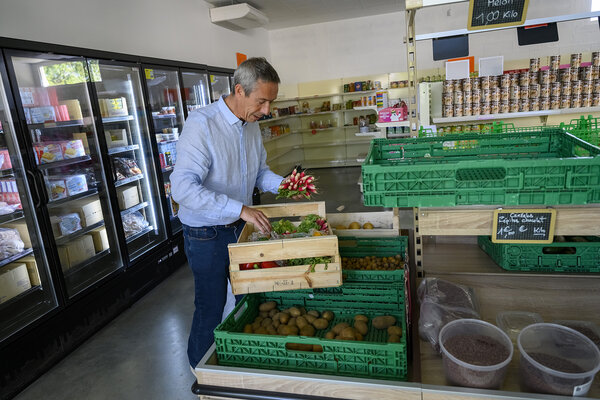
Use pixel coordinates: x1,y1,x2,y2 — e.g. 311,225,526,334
592,0,599,21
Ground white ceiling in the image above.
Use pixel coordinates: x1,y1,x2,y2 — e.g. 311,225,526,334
204,0,406,30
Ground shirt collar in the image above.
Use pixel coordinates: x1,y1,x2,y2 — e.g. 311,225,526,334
217,95,243,126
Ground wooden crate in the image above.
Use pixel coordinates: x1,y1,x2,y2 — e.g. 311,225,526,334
328,210,400,237
228,202,341,295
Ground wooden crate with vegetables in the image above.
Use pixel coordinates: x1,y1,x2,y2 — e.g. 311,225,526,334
228,202,341,295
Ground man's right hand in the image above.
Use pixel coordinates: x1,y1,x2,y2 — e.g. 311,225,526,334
240,205,271,234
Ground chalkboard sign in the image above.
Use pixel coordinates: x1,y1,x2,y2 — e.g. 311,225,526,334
492,208,556,244
468,0,529,31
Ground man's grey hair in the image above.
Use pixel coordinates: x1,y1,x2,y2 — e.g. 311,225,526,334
233,57,280,96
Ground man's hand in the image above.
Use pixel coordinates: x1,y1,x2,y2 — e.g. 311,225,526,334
240,205,271,234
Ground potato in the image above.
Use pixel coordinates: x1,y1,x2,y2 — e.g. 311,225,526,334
279,313,290,324
304,314,317,324
251,321,261,331
372,315,396,330
312,345,323,352
332,322,350,334
354,321,368,335
288,307,301,317
354,314,368,323
273,320,280,329
254,316,264,323
255,327,268,334
355,332,364,341
363,222,374,229
349,222,361,229
341,327,357,340
387,326,403,337
307,310,320,318
266,326,277,335
296,316,308,329
325,331,336,339
272,312,281,322
259,311,269,319
259,301,277,312
287,325,299,335
268,308,279,318
321,311,334,321
288,317,297,327
243,324,253,333
335,225,347,230
299,307,307,316
388,334,401,343
313,318,329,330
300,325,316,337
277,325,287,335
260,317,273,328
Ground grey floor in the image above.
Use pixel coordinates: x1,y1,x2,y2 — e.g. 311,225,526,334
13,167,379,400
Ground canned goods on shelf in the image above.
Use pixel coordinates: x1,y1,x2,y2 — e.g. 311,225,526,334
480,76,490,90
462,78,471,91
592,66,600,80
453,105,463,117
472,77,481,90
582,81,592,96
582,94,591,108
482,88,491,102
443,105,453,117
561,68,572,83
540,98,550,110
551,82,561,97
463,105,472,116
571,97,582,108
510,100,519,113
453,79,462,92
472,89,481,103
549,71,558,84
510,73,519,87
529,71,539,85
530,58,540,72
593,93,600,106
520,86,530,100
491,101,499,114
490,76,499,89
571,53,582,69
529,84,540,99
519,73,530,86
454,91,464,104
593,52,600,68
501,88,509,101
491,88,500,102
443,80,453,93
541,84,550,98
472,103,481,116
443,93,453,105
519,98,529,112
500,101,510,114
550,55,561,70
551,96,561,110
595,79,600,94
510,86,520,100
500,74,510,88
570,68,579,82
560,96,571,109
481,102,491,115
572,81,582,96
529,98,540,111
540,70,550,85
581,66,593,81
562,82,572,96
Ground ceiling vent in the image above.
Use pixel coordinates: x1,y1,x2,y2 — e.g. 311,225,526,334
209,3,269,30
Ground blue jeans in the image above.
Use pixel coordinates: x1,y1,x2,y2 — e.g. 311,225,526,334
183,223,243,368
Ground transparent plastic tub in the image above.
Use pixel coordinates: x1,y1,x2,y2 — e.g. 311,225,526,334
518,323,600,396
553,320,600,349
496,311,543,343
439,319,513,389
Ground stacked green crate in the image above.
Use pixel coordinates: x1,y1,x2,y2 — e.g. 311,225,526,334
338,236,407,283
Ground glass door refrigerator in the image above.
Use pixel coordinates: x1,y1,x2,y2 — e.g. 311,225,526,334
0,52,59,342
208,70,233,102
4,50,123,299
88,60,167,261
141,66,185,236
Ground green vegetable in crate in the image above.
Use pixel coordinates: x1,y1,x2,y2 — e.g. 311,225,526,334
342,255,403,271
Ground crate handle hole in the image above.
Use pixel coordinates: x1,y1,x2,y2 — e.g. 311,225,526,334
456,167,506,181
285,343,323,353
542,246,576,255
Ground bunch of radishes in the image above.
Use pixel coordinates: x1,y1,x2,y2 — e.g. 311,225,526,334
276,169,317,199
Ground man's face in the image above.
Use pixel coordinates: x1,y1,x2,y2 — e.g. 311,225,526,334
237,80,278,122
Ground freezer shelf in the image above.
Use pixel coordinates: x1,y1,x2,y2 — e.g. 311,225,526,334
48,188,99,207
62,249,111,278
54,221,105,245
37,155,91,170
126,225,154,243
114,174,143,187
121,201,149,216
107,144,140,155
0,248,34,269
0,210,25,224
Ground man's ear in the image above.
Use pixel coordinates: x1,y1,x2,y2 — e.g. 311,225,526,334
234,83,245,97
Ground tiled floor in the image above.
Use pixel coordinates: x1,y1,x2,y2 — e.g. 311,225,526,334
13,167,378,400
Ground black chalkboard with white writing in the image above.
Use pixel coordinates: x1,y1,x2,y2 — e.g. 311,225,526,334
468,0,529,30
492,209,556,243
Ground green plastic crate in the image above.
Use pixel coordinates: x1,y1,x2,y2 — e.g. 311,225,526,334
361,130,600,207
214,292,408,380
563,115,600,147
338,236,408,283
478,236,600,273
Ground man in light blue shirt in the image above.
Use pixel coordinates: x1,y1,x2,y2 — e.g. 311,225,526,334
171,58,284,371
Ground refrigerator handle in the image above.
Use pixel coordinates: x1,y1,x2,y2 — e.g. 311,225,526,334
26,169,41,208
35,169,50,206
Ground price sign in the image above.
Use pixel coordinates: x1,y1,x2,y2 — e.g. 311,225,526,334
145,69,154,80
468,0,529,30
492,209,556,243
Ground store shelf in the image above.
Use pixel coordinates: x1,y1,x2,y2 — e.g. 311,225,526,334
161,166,174,173
108,144,139,155
263,132,294,144
266,148,297,163
37,155,91,170
126,225,154,243
55,221,105,246
28,119,85,129
63,249,111,278
48,188,99,207
114,174,143,187
292,127,337,134
152,114,177,119
0,248,34,269
260,111,339,124
375,121,410,128
0,210,25,225
120,201,149,217
273,93,341,102
0,286,42,311
432,106,600,124
259,115,294,123
354,131,382,137
348,106,378,112
0,168,14,178
102,115,134,123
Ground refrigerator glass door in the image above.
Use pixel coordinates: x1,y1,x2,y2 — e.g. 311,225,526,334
209,73,231,102
7,52,123,298
144,67,184,235
91,62,167,259
0,60,59,341
181,71,210,113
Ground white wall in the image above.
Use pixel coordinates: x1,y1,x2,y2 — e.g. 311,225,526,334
269,0,599,85
0,0,270,68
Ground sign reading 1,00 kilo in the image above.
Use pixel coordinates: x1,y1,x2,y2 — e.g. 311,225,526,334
468,0,529,30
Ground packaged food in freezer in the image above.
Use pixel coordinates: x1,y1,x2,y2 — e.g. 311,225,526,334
64,174,88,196
101,97,128,117
0,263,31,304
90,227,109,253
58,99,83,120
57,234,95,271
70,198,103,227
113,157,141,180
0,227,25,260
34,142,64,164
51,213,82,237
72,132,90,154
105,129,128,148
0,149,13,170
19,87,35,107
122,211,149,238
60,140,86,159
46,178,67,200
29,106,57,124
18,256,40,286
116,186,139,210
0,180,21,211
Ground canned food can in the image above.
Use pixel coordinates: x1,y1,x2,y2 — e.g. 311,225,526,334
582,94,591,108
482,88,491,102
510,86,520,100
571,53,582,69
551,82,561,97
562,82,571,96
454,105,463,117
581,66,593,81
480,76,490,90
343,84,350,93
519,72,530,86
464,91,472,104
481,102,490,115
571,96,581,108
593,93,600,106
570,68,579,82
453,79,462,92
491,87,500,102
491,101,500,114
560,95,571,109
470,124,479,132
530,58,540,72
472,89,481,103
443,93,453,105
519,99,529,112
472,77,481,90
500,101,510,114
463,105,472,116
540,70,550,85
561,68,572,83
549,71,558,84
443,105,453,117
454,91,463,104
572,81,582,96
529,98,540,111
529,71,539,85
592,66,600,80
540,84,551,98
450,126,458,133
550,55,561,70
462,78,472,91
593,52,600,68
490,76,499,89
595,79,600,94
500,74,510,88
540,98,550,110
529,84,540,99
472,103,481,116
551,96,561,110
501,88,510,101
443,80,453,93
510,100,519,113
582,81,592,96
520,86,529,100
510,73,519,87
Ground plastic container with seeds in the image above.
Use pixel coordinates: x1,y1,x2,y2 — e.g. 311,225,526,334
550,55,561,70
497,311,543,343
553,320,600,349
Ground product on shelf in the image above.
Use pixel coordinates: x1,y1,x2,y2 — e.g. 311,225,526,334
0,227,25,260
116,186,140,210
122,211,149,238
70,198,103,227
113,157,142,180
105,129,128,148
50,213,82,237
58,99,83,120
46,175,88,198
60,140,85,159
99,97,128,118
157,141,177,169
0,149,12,170
90,227,109,253
34,142,64,164
0,263,31,304
0,179,22,212
57,234,95,271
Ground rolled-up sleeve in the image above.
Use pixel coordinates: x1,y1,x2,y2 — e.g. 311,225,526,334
171,118,243,223
255,142,284,194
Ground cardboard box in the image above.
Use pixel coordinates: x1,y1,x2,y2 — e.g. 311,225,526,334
64,175,88,196
57,234,95,271
0,263,31,304
50,213,82,237
4,222,31,247
34,142,63,164
46,178,67,200
29,106,56,124
116,186,140,210
72,132,90,154
0,148,13,170
90,227,109,253
19,256,40,286
60,140,86,159
59,99,83,120
70,198,103,227
105,129,128,148
0,179,21,205
101,97,128,117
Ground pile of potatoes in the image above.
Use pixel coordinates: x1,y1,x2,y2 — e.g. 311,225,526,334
244,301,403,344
342,255,404,271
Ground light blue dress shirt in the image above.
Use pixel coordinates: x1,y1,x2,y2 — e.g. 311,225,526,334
171,96,283,227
